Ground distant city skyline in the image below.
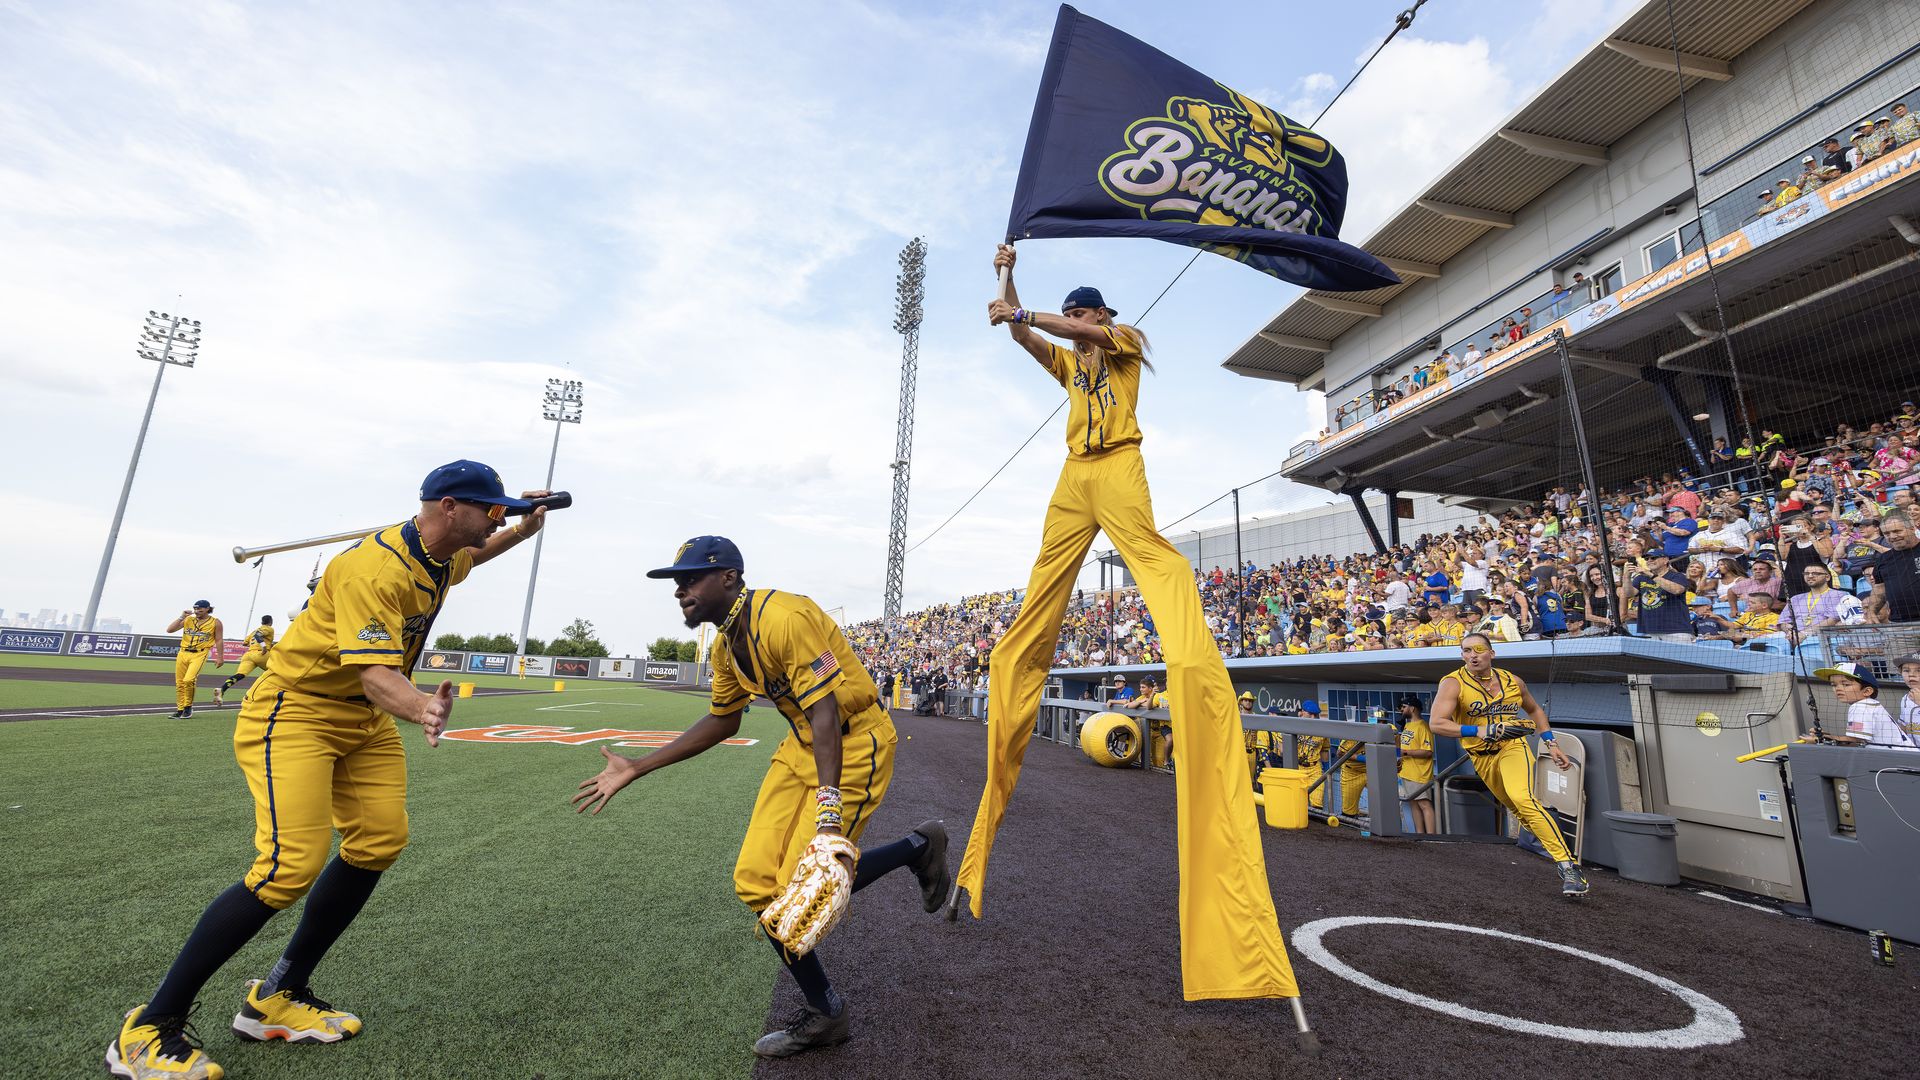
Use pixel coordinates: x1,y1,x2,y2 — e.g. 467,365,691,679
4,608,133,633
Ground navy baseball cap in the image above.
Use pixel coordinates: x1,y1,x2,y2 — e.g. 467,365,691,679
419,460,532,511
192,600,211,609
1061,286,1116,315
646,535,745,579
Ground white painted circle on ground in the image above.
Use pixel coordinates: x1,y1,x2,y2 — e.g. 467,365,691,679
1291,916,1743,1049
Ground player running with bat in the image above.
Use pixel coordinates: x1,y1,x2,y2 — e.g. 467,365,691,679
573,535,952,1058
1426,633,1589,896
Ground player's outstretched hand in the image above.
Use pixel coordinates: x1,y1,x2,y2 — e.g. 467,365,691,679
419,680,453,747
573,745,640,815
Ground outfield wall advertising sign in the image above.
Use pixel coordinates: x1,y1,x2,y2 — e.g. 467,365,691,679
597,658,637,680
520,656,553,677
0,629,65,654
554,658,593,678
418,651,465,673
217,642,251,662
68,632,133,657
137,636,181,659
644,662,680,682
467,653,511,674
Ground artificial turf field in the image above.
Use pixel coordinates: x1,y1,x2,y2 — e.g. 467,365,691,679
1,679,789,1079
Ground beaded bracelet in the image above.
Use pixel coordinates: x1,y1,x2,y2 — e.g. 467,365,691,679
815,785,843,807
815,807,844,830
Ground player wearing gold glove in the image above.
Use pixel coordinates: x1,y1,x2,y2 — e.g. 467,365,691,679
574,536,951,1058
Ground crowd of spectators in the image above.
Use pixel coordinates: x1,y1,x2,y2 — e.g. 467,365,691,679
1757,99,1919,217
849,405,1920,694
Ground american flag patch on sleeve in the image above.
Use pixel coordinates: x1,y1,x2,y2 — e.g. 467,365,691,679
810,650,840,680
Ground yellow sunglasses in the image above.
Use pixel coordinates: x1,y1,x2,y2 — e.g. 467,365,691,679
460,500,508,522
1461,643,1492,654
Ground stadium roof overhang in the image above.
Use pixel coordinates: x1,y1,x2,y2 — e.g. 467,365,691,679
1276,172,1920,501
1220,0,1816,391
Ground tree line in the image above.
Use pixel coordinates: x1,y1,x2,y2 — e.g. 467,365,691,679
431,618,707,664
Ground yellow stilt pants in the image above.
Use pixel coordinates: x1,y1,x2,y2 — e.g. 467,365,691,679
955,446,1297,1000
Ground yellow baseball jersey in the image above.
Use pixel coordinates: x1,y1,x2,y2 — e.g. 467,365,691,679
1043,325,1145,457
1444,665,1525,755
245,623,276,652
179,615,218,653
1734,611,1779,634
263,520,473,699
1426,619,1467,647
709,590,887,745
1398,719,1434,784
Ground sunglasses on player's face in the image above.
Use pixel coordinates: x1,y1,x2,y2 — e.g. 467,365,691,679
1461,643,1492,655
460,500,508,522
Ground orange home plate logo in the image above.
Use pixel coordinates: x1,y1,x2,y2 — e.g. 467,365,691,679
442,724,759,748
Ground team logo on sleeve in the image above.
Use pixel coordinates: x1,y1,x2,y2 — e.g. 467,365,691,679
357,618,393,643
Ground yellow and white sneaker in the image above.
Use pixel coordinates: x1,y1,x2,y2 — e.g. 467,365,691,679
231,979,362,1043
106,1004,224,1079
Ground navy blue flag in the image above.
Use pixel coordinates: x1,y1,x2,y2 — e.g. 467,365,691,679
1008,5,1398,292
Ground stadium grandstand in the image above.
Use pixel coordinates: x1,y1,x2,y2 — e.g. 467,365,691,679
851,0,1920,942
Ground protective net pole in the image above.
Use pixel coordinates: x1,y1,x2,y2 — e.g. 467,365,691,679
1552,330,1626,636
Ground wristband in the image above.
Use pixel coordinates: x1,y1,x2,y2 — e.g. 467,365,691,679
1460,725,1478,738
1539,730,1556,742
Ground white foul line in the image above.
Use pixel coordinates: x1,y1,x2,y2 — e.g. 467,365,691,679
1291,916,1743,1049
1691,890,1780,915
536,701,646,712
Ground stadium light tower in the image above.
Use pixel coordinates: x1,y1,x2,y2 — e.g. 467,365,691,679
518,378,583,658
82,311,201,632
883,237,928,639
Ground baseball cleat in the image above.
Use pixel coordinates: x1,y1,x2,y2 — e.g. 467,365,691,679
106,1003,224,1079
910,820,950,915
166,710,185,720
179,708,194,720
753,1001,851,1057
1557,861,1590,897
231,980,362,1043
212,689,224,707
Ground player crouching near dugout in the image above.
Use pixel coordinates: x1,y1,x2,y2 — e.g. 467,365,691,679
573,536,954,1057
1426,633,1589,897
108,460,551,1080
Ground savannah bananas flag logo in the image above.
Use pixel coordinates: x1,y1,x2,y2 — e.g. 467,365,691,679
1005,5,1396,292
1101,87,1334,240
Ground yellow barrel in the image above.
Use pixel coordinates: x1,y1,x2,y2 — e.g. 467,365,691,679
458,682,475,699
1259,767,1310,829
553,679,566,692
1079,712,1141,767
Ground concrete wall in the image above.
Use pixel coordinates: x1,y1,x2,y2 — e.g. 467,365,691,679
1320,0,1920,409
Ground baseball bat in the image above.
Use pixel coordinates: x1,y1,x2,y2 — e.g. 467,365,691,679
231,493,574,562
1736,742,1791,763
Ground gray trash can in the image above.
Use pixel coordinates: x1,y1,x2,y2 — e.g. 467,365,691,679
1444,777,1501,836
1602,811,1681,885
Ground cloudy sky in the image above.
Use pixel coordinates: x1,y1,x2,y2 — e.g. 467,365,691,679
0,0,1639,654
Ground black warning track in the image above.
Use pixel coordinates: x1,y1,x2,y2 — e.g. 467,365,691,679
749,710,1920,1080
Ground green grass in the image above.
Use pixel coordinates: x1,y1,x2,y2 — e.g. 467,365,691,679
0,683,786,1079
0,652,643,692
0,679,183,709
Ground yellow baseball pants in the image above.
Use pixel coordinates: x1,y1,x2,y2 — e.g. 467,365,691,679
956,445,1297,1001
735,710,896,913
174,649,209,710
1340,759,1367,816
1469,739,1572,863
232,651,268,680
235,682,410,909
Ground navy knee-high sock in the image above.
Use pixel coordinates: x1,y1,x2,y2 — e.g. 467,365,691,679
766,934,840,1015
148,884,280,1017
851,832,926,894
261,858,383,995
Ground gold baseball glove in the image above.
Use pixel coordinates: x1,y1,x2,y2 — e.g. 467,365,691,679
759,833,861,957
